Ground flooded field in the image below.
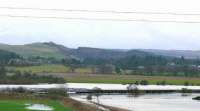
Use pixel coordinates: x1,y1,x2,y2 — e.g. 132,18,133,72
71,93,200,111
0,83,200,111
26,104,53,111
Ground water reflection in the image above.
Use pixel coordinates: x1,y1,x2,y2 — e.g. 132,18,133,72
71,93,200,111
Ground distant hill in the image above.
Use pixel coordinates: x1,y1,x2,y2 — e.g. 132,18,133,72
0,42,151,60
140,49,200,59
0,49,21,64
69,47,126,59
1,42,200,60
0,42,66,59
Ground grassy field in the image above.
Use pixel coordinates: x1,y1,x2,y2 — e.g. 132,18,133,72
0,99,73,111
9,64,92,74
75,67,92,74
10,64,70,73
45,73,200,85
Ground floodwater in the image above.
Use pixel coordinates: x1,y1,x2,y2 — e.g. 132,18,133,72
71,93,200,111
26,104,53,111
67,83,200,90
0,83,200,91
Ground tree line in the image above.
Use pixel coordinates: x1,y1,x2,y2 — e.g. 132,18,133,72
62,55,200,77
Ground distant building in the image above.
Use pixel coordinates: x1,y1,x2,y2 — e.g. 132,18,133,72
167,62,175,66
137,66,145,69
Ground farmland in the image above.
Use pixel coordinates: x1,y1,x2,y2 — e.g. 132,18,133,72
9,64,200,85
46,73,200,85
9,64,70,73
9,64,92,74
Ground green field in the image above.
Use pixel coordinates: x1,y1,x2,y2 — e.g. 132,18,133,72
9,64,92,74
10,64,69,73
0,99,73,111
49,73,200,85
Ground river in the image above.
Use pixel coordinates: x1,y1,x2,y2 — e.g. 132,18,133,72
71,93,200,111
0,83,200,91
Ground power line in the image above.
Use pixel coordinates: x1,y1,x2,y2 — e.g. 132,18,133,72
1,7,200,23
1,14,200,23
1,6,200,16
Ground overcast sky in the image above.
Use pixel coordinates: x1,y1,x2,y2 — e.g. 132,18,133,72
0,0,200,50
